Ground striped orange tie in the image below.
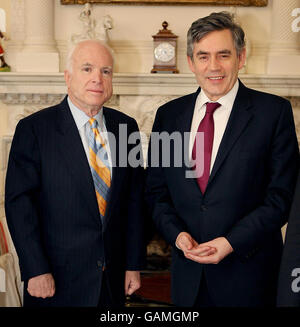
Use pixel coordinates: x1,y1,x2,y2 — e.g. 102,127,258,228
86,118,111,220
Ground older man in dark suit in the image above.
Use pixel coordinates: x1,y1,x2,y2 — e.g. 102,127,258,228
145,12,299,307
5,40,145,307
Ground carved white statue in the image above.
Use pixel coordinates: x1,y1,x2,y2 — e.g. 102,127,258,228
0,8,9,70
95,15,113,43
71,3,113,44
79,3,94,39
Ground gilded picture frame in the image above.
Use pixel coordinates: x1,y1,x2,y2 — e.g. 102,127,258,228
61,0,267,6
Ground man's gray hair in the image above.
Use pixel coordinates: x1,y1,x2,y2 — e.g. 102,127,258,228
187,11,245,59
65,39,115,73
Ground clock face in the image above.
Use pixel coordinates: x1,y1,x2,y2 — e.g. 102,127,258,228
154,42,175,62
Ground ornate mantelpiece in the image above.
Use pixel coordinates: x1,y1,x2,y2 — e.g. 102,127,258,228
1,73,300,143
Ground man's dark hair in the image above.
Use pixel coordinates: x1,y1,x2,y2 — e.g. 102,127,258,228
187,11,245,59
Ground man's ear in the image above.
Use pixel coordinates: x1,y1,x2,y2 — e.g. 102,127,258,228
64,70,71,87
238,47,246,70
187,56,195,74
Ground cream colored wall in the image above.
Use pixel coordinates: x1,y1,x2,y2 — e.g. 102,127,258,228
53,0,272,73
0,0,279,74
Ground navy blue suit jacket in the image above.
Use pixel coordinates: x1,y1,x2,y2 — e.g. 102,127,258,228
145,81,299,306
277,170,300,306
5,97,145,307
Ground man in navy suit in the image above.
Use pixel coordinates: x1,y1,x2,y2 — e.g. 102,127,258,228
5,40,145,307
277,171,300,306
145,12,299,307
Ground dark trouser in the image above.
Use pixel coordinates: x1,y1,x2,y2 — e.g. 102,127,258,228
194,273,215,307
98,270,114,308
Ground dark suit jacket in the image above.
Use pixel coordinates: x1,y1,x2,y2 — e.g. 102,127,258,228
277,170,300,306
145,81,299,307
5,97,145,307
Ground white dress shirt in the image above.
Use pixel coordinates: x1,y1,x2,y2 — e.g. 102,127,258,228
189,80,239,173
67,97,113,177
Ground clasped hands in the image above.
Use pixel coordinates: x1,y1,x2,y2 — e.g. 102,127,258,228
176,232,233,264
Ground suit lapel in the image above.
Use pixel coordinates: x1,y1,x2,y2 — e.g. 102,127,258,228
175,89,199,136
208,81,254,186
55,97,102,228
101,107,121,230
175,89,203,194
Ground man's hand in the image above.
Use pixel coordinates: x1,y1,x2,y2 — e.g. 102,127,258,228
176,232,198,251
125,271,141,295
185,237,233,264
176,232,216,258
27,273,55,298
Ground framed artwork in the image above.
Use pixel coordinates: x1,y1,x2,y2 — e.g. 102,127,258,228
61,0,267,6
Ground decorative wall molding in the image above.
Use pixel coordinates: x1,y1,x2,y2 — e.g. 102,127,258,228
1,73,300,97
0,93,65,105
0,136,12,213
1,136,12,173
0,93,120,107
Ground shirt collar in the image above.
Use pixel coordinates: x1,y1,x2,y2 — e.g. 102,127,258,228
197,79,239,111
67,96,103,130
